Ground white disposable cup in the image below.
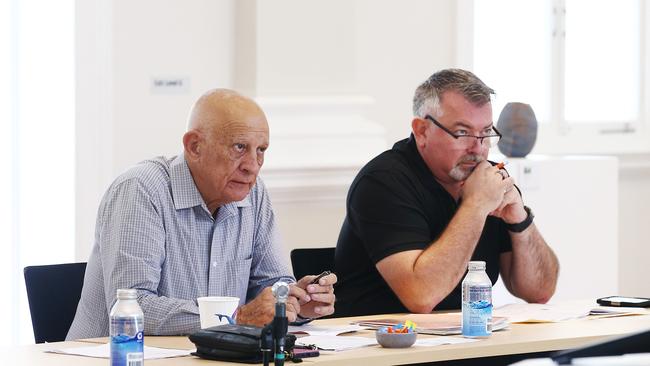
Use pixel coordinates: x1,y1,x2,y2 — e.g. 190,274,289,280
197,296,240,329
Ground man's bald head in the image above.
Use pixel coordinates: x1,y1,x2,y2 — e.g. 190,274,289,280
187,88,267,136
183,88,270,213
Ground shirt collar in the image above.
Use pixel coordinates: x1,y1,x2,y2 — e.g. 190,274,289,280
170,154,205,210
170,154,253,213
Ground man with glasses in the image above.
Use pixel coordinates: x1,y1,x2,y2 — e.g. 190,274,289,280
334,69,559,317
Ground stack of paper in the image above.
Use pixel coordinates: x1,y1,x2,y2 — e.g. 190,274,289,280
494,303,589,323
352,313,509,335
588,306,648,318
494,303,649,323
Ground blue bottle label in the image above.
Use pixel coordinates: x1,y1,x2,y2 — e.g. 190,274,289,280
110,330,144,366
462,287,492,337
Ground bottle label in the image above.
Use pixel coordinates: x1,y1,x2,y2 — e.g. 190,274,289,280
462,286,492,337
111,330,144,366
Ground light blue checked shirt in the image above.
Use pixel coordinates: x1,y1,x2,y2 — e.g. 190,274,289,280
66,154,293,339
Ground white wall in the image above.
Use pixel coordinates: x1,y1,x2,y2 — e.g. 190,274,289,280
76,0,236,260
75,0,650,299
492,156,619,305
111,0,235,167
618,157,650,296
240,0,459,250
355,0,458,143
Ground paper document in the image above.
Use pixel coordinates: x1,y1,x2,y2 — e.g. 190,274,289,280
414,337,479,347
47,343,192,360
288,324,366,336
296,335,377,351
495,303,589,323
589,306,649,318
352,313,509,335
495,302,649,323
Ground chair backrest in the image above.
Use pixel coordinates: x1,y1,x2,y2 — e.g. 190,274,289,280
24,262,87,343
290,247,335,281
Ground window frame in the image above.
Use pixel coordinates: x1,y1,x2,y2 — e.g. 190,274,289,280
456,0,650,155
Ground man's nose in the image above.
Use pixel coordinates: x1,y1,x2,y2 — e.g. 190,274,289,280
466,137,485,154
240,150,262,174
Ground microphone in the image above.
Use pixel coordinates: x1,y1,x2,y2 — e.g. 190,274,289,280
271,281,290,366
272,281,290,304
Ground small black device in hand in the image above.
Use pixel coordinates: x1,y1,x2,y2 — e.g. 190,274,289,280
597,296,650,307
310,270,332,285
290,271,333,327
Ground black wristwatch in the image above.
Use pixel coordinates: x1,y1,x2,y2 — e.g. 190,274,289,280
506,206,534,233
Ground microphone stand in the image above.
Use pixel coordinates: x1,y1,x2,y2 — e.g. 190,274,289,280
273,299,288,366
271,281,290,366
261,323,274,366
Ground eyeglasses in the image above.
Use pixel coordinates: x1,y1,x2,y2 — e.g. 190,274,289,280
424,115,502,148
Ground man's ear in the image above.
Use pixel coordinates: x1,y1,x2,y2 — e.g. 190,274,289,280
183,130,201,160
411,117,429,148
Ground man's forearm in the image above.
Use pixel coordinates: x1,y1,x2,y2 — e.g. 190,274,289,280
379,203,488,312
508,224,559,303
138,294,202,335
418,204,486,282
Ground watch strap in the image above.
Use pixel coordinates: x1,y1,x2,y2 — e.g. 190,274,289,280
506,206,534,233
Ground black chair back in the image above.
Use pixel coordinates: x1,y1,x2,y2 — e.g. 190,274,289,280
24,262,86,343
290,247,335,281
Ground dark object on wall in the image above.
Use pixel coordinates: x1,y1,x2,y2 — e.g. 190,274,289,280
24,262,87,343
496,102,538,157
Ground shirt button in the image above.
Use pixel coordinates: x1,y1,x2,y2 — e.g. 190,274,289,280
212,261,218,267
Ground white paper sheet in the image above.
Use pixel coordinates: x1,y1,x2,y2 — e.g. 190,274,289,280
296,335,378,351
288,324,366,336
589,306,648,318
495,302,648,323
495,303,592,323
414,337,479,347
46,343,192,360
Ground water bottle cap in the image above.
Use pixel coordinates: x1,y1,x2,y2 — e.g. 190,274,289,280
468,261,486,271
116,288,137,300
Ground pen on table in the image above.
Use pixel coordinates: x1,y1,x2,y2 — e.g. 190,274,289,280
310,270,332,285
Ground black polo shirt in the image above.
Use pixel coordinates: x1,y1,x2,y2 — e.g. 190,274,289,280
334,136,512,317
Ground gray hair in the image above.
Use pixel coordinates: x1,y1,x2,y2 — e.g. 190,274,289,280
412,68,495,117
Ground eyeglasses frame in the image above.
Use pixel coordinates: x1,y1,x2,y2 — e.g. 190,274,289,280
424,114,502,147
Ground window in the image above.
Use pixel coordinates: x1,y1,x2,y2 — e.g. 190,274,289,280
0,0,75,344
564,0,639,124
459,0,649,154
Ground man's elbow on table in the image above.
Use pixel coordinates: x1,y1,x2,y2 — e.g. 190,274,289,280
395,288,446,314
514,282,556,305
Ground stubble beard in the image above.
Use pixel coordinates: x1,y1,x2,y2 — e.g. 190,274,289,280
449,154,485,181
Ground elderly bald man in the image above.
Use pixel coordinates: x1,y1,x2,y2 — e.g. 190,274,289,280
67,89,336,339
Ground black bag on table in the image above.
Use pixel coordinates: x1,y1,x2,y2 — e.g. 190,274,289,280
188,323,297,363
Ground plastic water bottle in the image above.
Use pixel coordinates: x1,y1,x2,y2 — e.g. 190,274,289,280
110,289,144,366
461,261,492,338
